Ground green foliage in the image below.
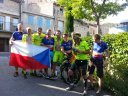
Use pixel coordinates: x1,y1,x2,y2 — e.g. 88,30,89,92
64,12,74,35
56,0,72,17
57,0,74,35
71,0,125,21
82,36,92,46
57,0,126,34
103,33,128,96
83,32,128,96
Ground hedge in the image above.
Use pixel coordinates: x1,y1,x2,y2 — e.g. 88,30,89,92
83,32,128,96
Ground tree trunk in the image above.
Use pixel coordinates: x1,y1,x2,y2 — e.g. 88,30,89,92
96,18,102,35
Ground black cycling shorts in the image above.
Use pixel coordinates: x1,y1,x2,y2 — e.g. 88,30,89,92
71,60,88,76
89,57,103,78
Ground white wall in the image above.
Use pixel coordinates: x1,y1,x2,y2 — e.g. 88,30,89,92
24,0,54,16
0,0,19,16
74,21,89,37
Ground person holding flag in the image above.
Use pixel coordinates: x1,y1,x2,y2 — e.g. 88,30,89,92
21,27,32,78
31,27,45,76
41,29,55,78
9,27,50,78
9,23,23,77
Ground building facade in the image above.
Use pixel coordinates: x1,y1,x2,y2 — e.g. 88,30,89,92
22,0,64,34
0,0,19,52
0,0,64,52
74,20,89,37
0,0,89,52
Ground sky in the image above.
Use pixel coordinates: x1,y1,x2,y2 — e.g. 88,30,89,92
102,6,128,24
98,0,128,24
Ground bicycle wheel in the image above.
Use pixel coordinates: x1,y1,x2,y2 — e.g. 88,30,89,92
72,68,81,84
60,61,70,84
60,61,81,85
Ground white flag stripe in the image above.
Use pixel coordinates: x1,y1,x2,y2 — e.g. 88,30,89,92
11,41,48,57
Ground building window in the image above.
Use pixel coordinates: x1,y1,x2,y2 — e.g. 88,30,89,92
58,21,64,32
28,15,34,26
45,19,51,29
0,16,4,30
13,18,18,26
5,16,11,31
37,17,43,28
12,18,18,31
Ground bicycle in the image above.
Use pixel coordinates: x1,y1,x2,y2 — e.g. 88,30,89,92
60,53,81,85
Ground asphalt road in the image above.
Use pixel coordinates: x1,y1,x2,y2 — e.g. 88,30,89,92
0,53,111,96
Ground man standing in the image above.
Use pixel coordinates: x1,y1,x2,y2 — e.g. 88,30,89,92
41,29,54,78
9,23,23,77
88,34,109,95
52,30,63,79
22,27,32,78
32,27,45,46
66,34,90,96
22,27,32,44
31,27,45,76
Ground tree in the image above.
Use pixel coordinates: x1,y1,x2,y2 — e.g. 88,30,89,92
64,7,74,35
71,0,127,34
57,0,74,35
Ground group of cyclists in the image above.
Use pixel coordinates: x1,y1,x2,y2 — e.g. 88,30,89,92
9,23,109,96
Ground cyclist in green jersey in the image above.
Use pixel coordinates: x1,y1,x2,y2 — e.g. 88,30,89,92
66,34,90,96
22,27,32,78
32,27,45,46
51,30,63,79
31,27,45,76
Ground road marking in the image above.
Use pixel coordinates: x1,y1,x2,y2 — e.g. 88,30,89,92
37,83,82,95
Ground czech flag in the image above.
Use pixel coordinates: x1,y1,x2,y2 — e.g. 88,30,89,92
9,41,50,70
